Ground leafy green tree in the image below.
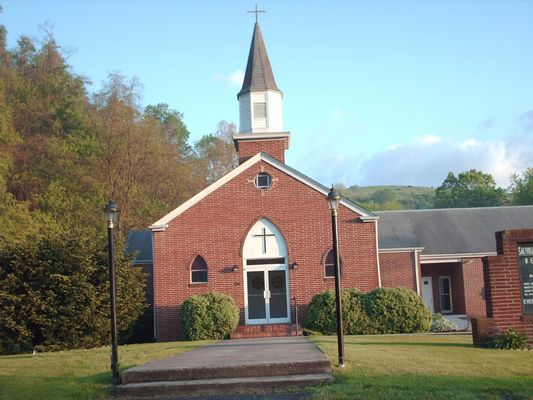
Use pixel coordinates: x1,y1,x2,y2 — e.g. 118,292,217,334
434,169,507,208
370,188,397,204
510,168,533,205
0,232,146,354
194,120,238,184
144,103,190,153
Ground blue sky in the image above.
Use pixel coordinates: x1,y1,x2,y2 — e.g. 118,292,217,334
3,0,533,187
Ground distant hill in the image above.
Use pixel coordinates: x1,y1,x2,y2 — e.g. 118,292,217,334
338,185,435,211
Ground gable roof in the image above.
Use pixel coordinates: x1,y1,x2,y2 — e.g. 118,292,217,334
376,206,533,256
237,22,281,99
149,152,376,231
125,230,153,264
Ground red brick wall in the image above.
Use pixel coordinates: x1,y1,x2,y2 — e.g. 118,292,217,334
461,258,487,318
420,263,465,314
379,251,417,291
152,160,379,341
237,139,286,164
473,229,533,344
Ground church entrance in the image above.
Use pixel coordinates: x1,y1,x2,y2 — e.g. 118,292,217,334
243,219,290,325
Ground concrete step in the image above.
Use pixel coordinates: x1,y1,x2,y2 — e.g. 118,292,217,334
122,359,332,384
230,324,302,339
117,373,333,399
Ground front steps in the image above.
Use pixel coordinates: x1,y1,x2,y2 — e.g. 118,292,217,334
230,323,302,339
117,337,333,399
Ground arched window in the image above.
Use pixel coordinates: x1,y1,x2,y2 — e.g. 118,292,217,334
191,255,208,283
324,250,342,278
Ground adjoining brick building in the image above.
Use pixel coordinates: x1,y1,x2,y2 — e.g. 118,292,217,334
126,21,533,341
377,207,533,329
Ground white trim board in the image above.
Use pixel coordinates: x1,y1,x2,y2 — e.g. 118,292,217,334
420,252,496,264
149,152,376,231
379,247,425,253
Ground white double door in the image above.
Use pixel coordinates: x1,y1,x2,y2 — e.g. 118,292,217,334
245,265,290,324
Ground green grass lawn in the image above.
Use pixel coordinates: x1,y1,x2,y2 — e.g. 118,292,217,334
0,334,531,400
310,334,533,400
0,340,211,400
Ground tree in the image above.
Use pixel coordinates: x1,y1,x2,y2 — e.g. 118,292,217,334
194,120,238,184
370,188,397,204
144,103,190,153
434,169,507,208
510,167,533,205
0,232,146,354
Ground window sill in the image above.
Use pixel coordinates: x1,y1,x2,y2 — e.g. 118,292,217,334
189,282,208,286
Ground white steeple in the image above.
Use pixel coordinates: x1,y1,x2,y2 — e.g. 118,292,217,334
237,22,283,134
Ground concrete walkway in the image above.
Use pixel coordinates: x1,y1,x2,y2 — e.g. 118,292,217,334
119,336,332,399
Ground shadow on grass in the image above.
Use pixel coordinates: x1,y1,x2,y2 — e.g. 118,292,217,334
1,354,36,359
311,373,533,400
313,339,473,349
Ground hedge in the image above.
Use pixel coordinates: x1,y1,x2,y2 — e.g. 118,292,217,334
180,292,239,340
305,287,431,335
304,288,372,335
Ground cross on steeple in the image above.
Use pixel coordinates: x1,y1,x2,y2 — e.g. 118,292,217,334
248,4,266,24
253,227,275,254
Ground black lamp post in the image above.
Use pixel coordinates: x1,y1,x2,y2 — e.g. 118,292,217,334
104,200,120,384
326,186,345,367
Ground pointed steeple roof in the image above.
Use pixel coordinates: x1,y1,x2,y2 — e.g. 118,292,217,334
237,22,281,99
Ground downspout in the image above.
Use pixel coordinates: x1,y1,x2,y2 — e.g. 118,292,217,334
151,231,157,340
374,220,382,287
414,249,420,295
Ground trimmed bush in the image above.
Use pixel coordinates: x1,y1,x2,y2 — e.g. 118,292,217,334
304,289,370,335
181,292,239,340
364,287,432,334
430,313,458,333
305,287,431,335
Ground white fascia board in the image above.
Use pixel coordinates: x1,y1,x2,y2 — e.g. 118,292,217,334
420,252,496,264
261,153,376,218
149,153,263,230
379,247,425,253
360,215,379,222
149,152,376,231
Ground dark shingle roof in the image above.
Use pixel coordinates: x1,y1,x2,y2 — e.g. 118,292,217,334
376,206,533,254
125,230,153,264
237,22,280,99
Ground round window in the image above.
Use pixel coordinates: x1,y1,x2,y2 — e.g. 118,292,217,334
255,172,272,190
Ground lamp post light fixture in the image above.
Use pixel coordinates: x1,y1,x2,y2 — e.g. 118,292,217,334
326,186,345,367
104,200,120,384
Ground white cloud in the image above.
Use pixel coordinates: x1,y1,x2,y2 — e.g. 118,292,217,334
356,134,532,187
291,111,533,189
416,134,442,145
212,70,244,87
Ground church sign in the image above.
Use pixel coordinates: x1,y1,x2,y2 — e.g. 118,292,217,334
518,244,533,315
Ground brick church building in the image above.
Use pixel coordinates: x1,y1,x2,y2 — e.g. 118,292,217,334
126,21,533,341
148,21,380,341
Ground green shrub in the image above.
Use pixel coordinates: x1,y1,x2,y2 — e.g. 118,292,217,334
304,289,370,335
0,233,146,354
181,292,239,340
364,287,432,334
430,313,458,333
490,328,529,350
342,289,372,335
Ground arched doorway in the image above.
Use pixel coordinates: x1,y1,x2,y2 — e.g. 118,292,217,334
243,219,290,325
